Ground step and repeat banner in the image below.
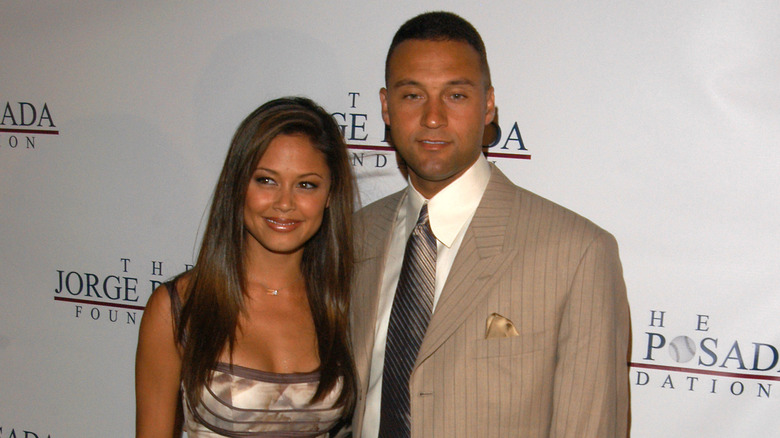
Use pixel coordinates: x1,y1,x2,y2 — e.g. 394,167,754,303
2,1,778,437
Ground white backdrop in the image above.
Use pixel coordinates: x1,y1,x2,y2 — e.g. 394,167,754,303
2,1,779,437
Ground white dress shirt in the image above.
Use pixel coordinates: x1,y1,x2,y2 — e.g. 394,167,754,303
362,155,492,438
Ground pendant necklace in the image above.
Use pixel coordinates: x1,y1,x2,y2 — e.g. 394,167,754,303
258,277,302,296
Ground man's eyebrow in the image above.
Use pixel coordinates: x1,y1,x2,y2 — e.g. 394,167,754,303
446,79,478,87
390,79,422,88
390,78,479,88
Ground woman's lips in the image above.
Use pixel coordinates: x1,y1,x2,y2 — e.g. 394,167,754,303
264,217,301,232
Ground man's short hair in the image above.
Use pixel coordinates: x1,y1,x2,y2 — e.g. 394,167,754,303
385,11,491,87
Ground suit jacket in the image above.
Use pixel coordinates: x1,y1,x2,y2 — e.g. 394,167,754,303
350,165,630,437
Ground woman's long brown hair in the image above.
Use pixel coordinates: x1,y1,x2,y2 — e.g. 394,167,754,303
175,97,357,417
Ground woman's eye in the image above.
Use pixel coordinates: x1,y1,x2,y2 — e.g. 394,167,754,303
255,176,274,185
299,181,318,189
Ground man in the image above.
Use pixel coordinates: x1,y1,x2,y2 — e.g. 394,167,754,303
350,11,630,437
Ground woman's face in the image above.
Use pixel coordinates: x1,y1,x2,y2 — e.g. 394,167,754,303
243,133,331,257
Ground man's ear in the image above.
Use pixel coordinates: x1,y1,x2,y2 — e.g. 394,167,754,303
379,87,390,126
484,86,496,125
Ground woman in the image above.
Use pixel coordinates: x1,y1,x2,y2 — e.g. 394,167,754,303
135,97,357,437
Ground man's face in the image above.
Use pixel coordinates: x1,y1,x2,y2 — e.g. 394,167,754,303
380,39,495,198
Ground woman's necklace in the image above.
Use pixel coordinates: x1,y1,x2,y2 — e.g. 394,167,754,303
257,277,302,296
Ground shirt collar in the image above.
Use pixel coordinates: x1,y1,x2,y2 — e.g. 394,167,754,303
404,155,491,247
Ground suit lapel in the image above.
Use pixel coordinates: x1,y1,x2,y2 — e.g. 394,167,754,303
416,167,521,365
358,193,402,261
353,191,404,385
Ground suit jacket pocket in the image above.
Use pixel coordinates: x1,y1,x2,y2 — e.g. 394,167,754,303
469,330,551,359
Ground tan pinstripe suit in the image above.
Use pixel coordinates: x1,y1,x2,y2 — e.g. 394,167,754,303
350,165,630,437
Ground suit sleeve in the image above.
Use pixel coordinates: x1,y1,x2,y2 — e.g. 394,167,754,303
550,231,630,438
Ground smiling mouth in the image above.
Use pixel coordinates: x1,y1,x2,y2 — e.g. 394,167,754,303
419,139,450,149
264,217,301,231
420,139,448,144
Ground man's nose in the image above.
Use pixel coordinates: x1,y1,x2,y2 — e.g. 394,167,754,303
422,98,447,128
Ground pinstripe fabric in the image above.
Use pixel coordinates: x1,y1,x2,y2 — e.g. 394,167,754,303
379,204,436,438
351,165,630,438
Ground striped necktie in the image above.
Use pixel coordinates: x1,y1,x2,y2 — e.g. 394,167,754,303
379,203,437,437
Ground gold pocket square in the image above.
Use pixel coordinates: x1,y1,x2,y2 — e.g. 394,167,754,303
485,313,520,339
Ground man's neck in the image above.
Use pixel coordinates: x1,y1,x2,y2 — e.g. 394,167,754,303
408,161,478,199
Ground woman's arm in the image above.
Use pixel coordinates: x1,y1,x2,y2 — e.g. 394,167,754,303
135,284,183,438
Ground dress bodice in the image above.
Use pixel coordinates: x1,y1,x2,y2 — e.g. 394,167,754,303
183,362,344,437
